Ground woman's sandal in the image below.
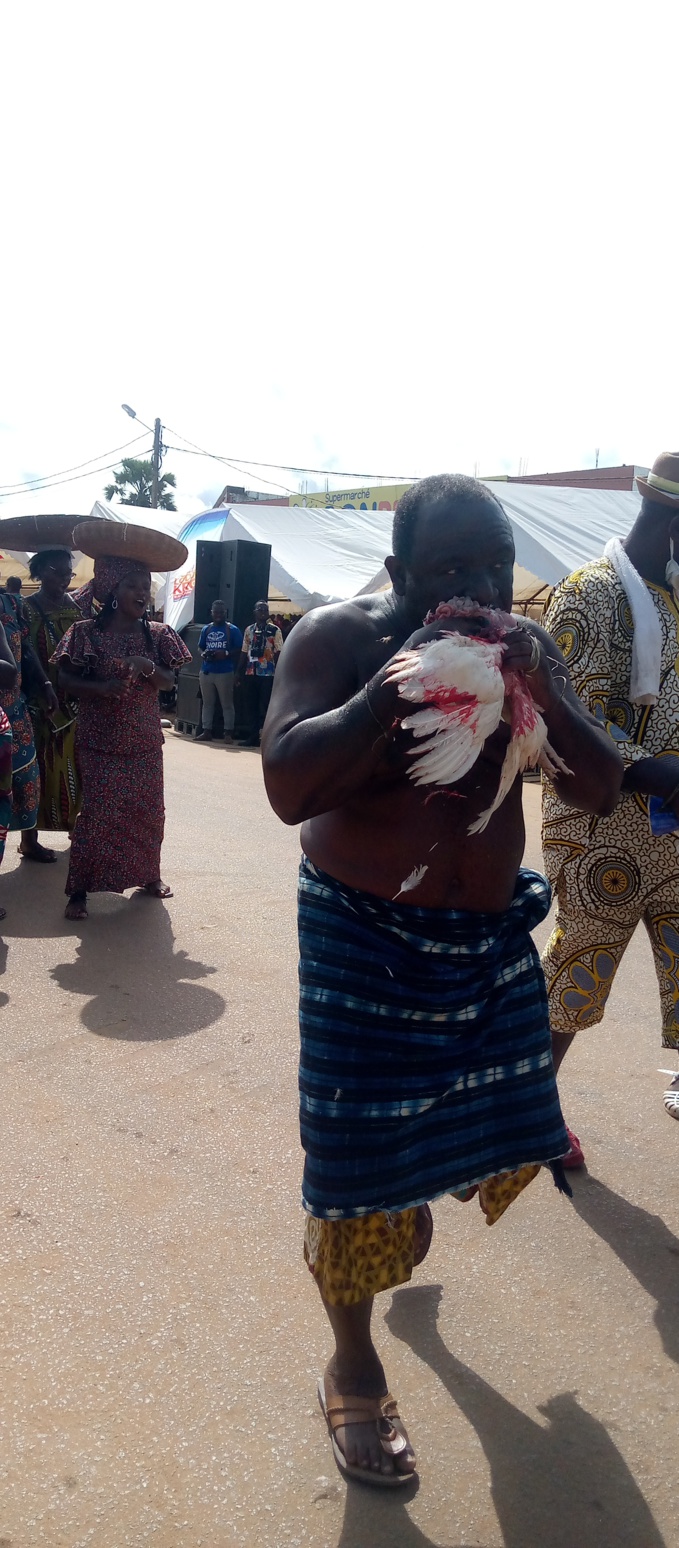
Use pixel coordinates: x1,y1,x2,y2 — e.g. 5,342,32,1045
317,1378,416,1488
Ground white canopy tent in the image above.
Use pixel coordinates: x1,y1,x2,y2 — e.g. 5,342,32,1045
86,500,189,544
162,485,642,633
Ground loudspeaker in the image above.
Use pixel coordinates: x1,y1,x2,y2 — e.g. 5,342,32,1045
179,624,203,677
176,671,203,735
193,541,224,626
193,539,272,633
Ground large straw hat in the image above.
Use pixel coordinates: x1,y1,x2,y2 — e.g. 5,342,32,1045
0,513,87,552
636,453,679,508
75,518,188,572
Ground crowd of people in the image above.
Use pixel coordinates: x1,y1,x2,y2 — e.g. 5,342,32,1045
0,513,294,918
195,598,287,746
0,514,190,921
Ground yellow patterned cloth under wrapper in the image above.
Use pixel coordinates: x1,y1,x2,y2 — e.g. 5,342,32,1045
304,1164,540,1307
541,559,679,1049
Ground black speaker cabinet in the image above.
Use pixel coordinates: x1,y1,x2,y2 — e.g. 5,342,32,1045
193,539,272,633
179,624,203,676
176,671,203,735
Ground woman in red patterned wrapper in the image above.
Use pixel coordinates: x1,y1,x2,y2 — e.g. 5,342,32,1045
52,520,190,921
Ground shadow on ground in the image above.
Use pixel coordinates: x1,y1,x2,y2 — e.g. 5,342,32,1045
570,1172,679,1365
331,1283,666,1548
49,896,225,1041
0,843,85,941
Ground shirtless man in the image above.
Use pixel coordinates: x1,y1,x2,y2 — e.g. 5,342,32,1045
262,474,622,1487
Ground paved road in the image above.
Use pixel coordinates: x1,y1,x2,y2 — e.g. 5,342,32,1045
1,739,677,1547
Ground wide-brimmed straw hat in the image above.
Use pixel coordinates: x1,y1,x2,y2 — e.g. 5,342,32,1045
0,513,88,552
75,518,188,572
636,453,679,508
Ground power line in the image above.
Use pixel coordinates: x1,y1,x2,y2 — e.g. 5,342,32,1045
0,432,151,495
163,426,419,484
0,444,154,501
164,444,298,496
0,419,418,506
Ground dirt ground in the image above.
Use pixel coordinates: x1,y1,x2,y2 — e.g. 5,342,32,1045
0,736,677,1548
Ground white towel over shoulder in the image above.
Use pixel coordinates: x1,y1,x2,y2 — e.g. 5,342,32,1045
603,537,662,706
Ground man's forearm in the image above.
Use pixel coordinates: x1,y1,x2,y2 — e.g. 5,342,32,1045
543,696,624,816
262,676,397,824
622,755,679,800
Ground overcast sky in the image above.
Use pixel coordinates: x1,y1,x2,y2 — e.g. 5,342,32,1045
1,2,677,522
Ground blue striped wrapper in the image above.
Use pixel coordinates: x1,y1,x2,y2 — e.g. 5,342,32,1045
298,857,569,1219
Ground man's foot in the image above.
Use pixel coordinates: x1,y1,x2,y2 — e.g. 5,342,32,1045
144,880,173,899
65,892,88,920
319,1356,416,1482
562,1125,585,1169
19,834,57,863
194,730,213,741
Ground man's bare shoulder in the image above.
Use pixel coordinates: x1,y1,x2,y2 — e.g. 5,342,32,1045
288,592,396,648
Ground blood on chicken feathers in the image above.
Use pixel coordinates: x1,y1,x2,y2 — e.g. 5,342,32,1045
384,597,572,834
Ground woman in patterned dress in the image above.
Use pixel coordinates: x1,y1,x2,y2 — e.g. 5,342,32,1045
24,548,82,836
53,549,190,921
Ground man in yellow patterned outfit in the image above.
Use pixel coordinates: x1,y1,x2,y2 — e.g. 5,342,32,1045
542,452,679,1158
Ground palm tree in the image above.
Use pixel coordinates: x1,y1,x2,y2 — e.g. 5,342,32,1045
104,458,177,511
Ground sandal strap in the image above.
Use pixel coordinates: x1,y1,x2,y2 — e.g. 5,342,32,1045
378,1397,407,1457
324,1391,408,1458
324,1392,386,1429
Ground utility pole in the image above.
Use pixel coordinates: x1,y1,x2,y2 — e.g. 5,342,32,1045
151,418,162,509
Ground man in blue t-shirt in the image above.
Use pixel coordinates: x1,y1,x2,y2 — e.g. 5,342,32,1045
196,600,243,741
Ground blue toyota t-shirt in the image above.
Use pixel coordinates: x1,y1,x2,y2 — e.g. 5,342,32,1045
199,621,243,674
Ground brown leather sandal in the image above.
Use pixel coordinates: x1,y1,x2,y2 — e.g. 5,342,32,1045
317,1377,416,1487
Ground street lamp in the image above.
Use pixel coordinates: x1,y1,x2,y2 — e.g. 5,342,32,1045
120,404,162,509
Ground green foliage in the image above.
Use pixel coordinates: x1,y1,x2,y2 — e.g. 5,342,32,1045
104,458,177,511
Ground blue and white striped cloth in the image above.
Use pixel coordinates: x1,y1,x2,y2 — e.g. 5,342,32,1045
298,856,570,1219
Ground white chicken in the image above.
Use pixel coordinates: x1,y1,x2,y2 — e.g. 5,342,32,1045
384,597,571,834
